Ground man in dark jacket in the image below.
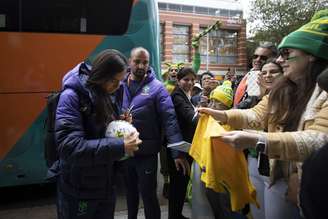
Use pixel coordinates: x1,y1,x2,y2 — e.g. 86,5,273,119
121,47,185,219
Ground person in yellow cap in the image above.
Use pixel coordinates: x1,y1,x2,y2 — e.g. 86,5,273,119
208,80,233,110
198,9,328,219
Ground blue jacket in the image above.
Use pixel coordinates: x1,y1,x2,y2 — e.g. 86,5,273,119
54,62,125,199
122,67,183,156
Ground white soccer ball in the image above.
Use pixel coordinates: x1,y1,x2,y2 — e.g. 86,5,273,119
105,120,137,160
105,120,137,138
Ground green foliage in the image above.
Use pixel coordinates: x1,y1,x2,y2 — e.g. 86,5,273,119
248,0,328,44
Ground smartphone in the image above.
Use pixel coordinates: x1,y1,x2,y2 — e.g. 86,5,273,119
257,153,270,176
247,71,261,96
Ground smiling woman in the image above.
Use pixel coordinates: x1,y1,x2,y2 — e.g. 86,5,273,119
177,68,197,95
169,67,199,219
258,58,283,98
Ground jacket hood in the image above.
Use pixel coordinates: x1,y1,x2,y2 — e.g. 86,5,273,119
62,62,92,97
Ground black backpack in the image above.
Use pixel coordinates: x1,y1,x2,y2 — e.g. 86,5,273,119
44,91,61,168
44,63,92,168
44,90,90,168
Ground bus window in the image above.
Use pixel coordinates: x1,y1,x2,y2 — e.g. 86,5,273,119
0,0,133,35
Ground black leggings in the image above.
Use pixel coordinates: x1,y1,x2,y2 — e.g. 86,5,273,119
167,150,193,219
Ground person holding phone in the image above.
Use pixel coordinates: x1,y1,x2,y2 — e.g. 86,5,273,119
234,43,278,108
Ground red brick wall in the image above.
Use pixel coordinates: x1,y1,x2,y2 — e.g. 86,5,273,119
160,10,247,75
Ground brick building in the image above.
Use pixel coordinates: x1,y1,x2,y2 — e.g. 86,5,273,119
158,0,247,77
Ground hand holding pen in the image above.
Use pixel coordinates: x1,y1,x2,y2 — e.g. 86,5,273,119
192,110,198,121
120,104,134,123
192,95,209,121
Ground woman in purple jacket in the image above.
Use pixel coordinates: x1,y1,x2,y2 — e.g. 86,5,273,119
54,49,141,219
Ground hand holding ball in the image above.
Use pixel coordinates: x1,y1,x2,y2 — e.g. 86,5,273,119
106,120,141,160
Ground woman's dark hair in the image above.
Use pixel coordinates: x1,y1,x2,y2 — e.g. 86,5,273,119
200,71,214,81
317,67,328,92
198,71,213,87
261,58,283,73
87,49,127,87
177,67,196,81
268,56,328,131
86,49,128,124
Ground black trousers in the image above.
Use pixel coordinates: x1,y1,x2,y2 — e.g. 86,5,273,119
167,149,193,219
56,183,116,219
122,155,160,219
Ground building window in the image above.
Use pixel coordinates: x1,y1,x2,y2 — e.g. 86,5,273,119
230,10,242,18
160,23,165,61
172,24,190,63
157,3,243,18
158,3,167,10
168,4,181,12
195,7,209,15
181,5,193,13
200,27,238,64
209,8,217,16
217,9,229,17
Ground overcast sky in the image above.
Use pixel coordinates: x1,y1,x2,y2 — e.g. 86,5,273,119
240,0,251,37
241,0,251,19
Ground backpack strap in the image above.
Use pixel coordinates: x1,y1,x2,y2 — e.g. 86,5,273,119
78,92,92,116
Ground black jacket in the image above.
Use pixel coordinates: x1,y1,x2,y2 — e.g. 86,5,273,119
171,87,199,145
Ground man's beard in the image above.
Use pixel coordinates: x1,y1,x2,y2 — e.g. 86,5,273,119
133,69,146,80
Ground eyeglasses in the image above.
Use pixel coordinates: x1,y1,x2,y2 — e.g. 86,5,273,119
279,49,300,61
252,54,268,61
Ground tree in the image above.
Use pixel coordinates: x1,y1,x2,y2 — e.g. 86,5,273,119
248,0,328,44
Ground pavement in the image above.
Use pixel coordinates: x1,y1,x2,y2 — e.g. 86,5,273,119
115,203,191,219
0,157,191,219
113,170,191,218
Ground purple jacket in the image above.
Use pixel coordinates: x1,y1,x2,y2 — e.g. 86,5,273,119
122,67,183,156
54,62,125,199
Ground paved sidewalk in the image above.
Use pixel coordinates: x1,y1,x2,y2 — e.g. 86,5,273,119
0,156,192,219
114,168,191,218
115,203,191,219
